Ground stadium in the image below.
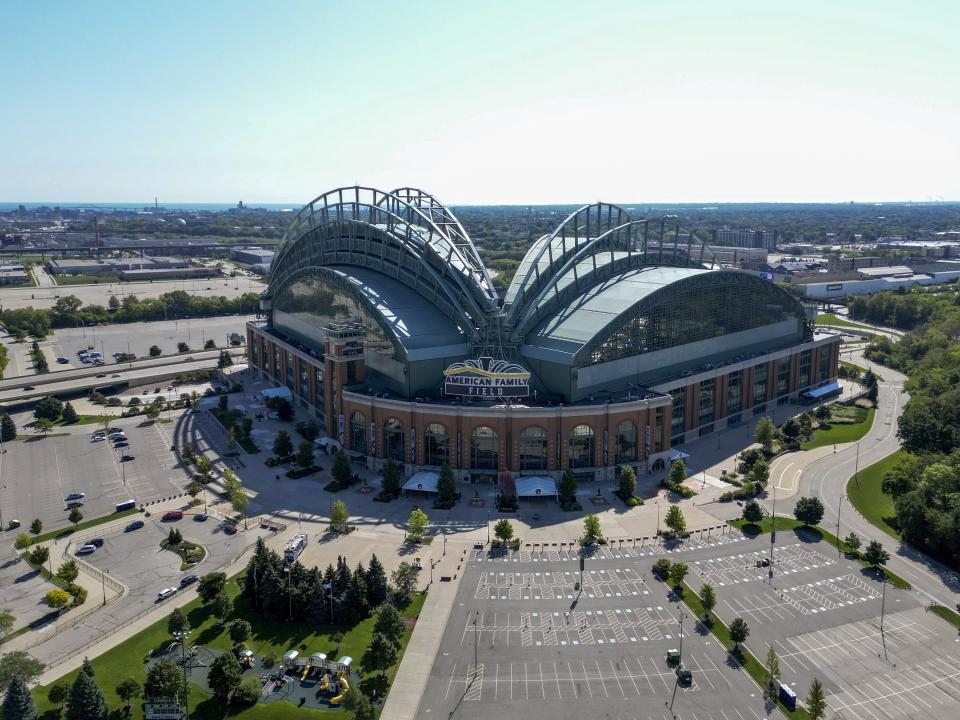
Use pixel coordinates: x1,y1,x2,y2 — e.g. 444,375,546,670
246,186,840,489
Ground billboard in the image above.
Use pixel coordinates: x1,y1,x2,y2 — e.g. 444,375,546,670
443,357,531,398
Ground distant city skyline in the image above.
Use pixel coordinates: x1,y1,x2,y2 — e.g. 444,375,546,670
2,0,957,204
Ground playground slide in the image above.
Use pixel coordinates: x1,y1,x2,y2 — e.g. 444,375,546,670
330,672,349,704
301,665,311,681
318,674,330,692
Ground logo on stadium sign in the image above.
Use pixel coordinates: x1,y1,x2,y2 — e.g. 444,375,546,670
443,357,531,397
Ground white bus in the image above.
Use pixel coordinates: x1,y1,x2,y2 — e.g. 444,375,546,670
284,533,309,563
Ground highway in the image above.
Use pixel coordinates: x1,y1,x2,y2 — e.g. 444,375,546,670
0,347,245,404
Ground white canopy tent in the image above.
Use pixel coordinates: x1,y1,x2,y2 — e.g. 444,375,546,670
402,471,439,494
260,386,293,401
668,448,690,462
515,476,557,499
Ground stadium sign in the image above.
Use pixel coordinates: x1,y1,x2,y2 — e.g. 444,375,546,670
443,357,531,398
145,698,181,720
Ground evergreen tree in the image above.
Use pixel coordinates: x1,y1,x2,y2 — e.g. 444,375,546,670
332,449,352,486
373,603,405,646
366,554,388,607
65,668,107,720
296,440,315,469
436,463,457,506
61,402,78,424
669,459,687,486
1,414,17,442
362,631,399,677
765,644,781,699
2,677,38,720
272,429,293,460
344,565,370,623
806,677,828,720
558,470,577,507
81,658,95,677
617,464,637,499
342,687,376,720
381,458,401,497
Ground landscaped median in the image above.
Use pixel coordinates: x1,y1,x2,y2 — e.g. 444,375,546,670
846,449,905,540
15,507,139,546
800,405,875,450
676,581,812,720
730,517,911,589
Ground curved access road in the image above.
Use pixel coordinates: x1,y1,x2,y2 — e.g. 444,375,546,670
774,349,960,608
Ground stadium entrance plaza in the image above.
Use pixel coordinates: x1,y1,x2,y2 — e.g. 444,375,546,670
418,528,960,720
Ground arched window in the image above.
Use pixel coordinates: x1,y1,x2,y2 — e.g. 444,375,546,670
424,423,449,467
470,426,499,471
616,421,637,464
350,411,367,455
383,418,404,462
568,424,595,469
519,426,548,471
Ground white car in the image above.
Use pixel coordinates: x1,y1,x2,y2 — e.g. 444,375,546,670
91,434,106,442
75,545,96,556
157,587,178,601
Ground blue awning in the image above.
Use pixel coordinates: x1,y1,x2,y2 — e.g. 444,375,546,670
803,381,841,399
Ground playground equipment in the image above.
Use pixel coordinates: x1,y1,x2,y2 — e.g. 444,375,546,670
301,664,311,681
282,649,299,669
239,650,255,669
330,671,350,704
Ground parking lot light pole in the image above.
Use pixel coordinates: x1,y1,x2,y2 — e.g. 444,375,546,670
837,496,843,556
101,570,107,606
174,630,190,720
285,565,292,621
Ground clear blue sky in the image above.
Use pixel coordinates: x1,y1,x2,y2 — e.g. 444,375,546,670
2,0,957,204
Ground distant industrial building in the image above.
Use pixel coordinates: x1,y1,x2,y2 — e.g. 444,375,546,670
47,256,216,281
712,229,778,250
231,246,275,266
799,261,960,299
0,263,29,285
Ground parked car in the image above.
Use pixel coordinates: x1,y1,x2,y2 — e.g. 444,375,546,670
88,538,104,548
162,511,183,522
120,454,135,461
180,575,199,587
66,501,84,509
23,385,35,391
95,373,106,378
675,665,692,685
107,427,123,435
223,523,237,535
113,441,129,448
57,357,69,364
65,491,86,501
125,520,145,532
75,545,96,556
157,587,178,601
193,513,208,522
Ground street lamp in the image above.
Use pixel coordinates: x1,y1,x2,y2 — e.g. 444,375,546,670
285,565,292,621
173,630,190,720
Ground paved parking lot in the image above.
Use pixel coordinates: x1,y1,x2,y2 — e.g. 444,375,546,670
1,416,188,533
420,536,774,720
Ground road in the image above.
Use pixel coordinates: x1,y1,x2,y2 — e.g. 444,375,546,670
771,349,960,609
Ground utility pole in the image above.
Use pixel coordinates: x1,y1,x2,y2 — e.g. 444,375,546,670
175,631,190,720
837,496,843,556
853,441,861,488
473,610,479,677
769,482,777,574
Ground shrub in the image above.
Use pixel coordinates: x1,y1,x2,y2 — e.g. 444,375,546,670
233,677,260,705
652,559,672,580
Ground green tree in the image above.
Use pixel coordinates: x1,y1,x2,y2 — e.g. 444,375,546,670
806,677,828,720
781,417,801,440
3,676,38,720
207,652,242,701
211,591,232,624
218,350,233,369
46,589,72,611
729,617,750,651
295,419,319,441
391,561,418,604
652,558,672,580
669,459,687,486
794,496,825,526
617,464,637,499
68,507,83,526
332,449,352,486
167,607,190,638
194,454,212,476
177,342,189,353
81,658,94,677
228,619,252,646
665,505,686,535
204,339,216,349
407,507,428,540
558,469,578,507
755,416,776,453
700,582,716,621
373,603,405,646
582,513,603,544
436,463,457,506
65,668,107,720
295,440,315,469
747,456,770,488
765,644,781,699
149,345,162,357
0,651,45,688
0,414,16,442
47,684,69,713
863,540,890,568
198,572,226,603
145,660,186,706
381,457,401,497
742,500,764,523
366,554,389,607
56,559,79,584
342,687,376,720
844,532,862,553
61,402,78,424
494,518,514,542
14,533,32,550
0,608,14,636
668,562,688,588
34,418,55,435
29,518,42,535
28,545,49,566
330,499,349,533
115,678,142,718
272,429,293,460
814,404,831,422
362,631,398,677
34,395,64,421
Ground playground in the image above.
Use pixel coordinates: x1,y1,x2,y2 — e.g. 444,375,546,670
148,642,360,711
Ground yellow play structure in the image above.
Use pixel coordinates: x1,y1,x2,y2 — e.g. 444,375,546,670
330,671,349,704
318,673,331,692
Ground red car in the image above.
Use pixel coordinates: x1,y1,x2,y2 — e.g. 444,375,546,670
223,523,238,535
161,511,183,522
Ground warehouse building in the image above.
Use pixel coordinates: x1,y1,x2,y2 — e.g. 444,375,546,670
247,187,840,483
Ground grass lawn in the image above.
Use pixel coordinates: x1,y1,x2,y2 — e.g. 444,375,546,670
928,605,960,631
846,449,905,540
25,508,139,545
32,573,426,720
801,407,875,450
53,273,123,285
815,312,865,329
